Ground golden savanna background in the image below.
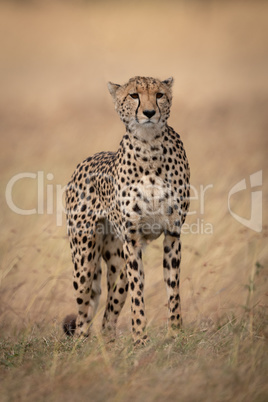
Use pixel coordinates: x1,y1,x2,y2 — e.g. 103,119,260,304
0,1,267,401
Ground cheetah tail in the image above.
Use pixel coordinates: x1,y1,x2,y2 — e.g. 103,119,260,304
63,314,77,336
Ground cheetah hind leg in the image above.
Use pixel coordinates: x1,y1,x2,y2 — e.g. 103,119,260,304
63,239,102,337
102,234,128,340
63,261,102,338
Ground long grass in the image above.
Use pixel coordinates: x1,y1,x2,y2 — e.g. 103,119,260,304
1,307,267,402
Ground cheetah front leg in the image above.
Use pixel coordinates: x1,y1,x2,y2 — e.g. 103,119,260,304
102,235,128,338
123,241,148,346
163,234,182,332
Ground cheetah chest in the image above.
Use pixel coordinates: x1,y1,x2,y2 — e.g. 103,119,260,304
121,174,173,239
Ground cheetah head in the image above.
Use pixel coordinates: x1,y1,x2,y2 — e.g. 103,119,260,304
107,76,173,133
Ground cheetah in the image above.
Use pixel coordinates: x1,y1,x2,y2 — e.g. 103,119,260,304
63,76,190,345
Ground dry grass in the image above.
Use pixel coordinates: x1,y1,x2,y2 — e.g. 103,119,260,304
0,312,267,402
0,1,268,401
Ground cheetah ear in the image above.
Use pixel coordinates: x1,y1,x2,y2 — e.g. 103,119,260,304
107,82,121,101
162,77,174,88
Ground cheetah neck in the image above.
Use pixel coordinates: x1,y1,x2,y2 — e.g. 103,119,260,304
131,123,162,140
130,122,166,142
123,124,167,168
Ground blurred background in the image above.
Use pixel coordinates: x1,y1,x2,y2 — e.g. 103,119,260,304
0,0,267,335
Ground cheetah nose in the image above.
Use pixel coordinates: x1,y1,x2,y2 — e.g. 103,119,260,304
143,110,156,119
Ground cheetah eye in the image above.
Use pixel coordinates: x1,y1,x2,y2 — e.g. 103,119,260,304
130,93,139,99
156,93,164,99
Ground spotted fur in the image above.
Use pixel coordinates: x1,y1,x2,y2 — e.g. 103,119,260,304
64,76,190,344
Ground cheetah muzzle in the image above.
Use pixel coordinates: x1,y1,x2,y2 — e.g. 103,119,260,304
64,76,190,345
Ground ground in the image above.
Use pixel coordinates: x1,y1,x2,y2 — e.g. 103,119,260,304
0,1,267,401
